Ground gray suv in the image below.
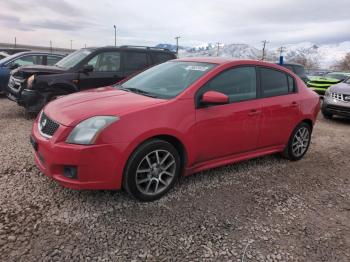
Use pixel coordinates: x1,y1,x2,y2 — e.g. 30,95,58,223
322,77,350,119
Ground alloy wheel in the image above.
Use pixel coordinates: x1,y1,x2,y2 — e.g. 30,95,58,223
291,127,310,157
135,150,176,196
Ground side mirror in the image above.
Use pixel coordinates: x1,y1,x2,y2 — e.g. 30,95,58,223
82,64,94,73
201,91,229,106
9,63,19,70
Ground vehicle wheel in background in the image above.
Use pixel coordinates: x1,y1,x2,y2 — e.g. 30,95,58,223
282,122,312,161
123,139,181,201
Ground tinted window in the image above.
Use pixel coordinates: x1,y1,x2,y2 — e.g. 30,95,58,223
152,53,175,64
260,68,290,97
12,55,44,66
87,51,121,72
199,67,257,102
47,56,62,66
124,52,148,71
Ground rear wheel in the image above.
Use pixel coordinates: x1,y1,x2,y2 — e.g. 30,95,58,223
282,122,312,161
123,139,181,201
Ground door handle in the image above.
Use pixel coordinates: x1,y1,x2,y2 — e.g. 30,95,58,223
248,109,261,116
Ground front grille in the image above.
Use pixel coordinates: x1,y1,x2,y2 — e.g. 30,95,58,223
329,92,350,103
39,112,60,138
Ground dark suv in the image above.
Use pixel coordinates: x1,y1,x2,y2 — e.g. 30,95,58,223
6,46,176,113
278,63,309,83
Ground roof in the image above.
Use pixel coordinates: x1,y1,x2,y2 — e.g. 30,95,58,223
83,45,175,53
12,51,65,56
176,57,285,67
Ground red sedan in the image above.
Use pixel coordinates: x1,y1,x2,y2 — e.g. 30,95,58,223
31,58,320,201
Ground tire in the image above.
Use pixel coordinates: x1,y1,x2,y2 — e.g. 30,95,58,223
282,122,312,161
123,139,181,201
321,109,333,119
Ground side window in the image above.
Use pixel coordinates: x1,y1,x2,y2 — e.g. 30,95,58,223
260,68,290,97
12,55,43,66
199,67,257,103
87,52,121,72
124,52,148,71
151,53,175,64
47,56,62,66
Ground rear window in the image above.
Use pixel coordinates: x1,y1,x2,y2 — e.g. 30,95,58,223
47,56,62,66
260,68,295,97
151,53,175,64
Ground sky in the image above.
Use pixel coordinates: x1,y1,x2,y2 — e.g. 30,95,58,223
0,0,349,49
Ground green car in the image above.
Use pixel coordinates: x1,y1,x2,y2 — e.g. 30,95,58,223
307,72,350,95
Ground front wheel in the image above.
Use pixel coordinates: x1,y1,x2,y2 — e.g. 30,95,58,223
123,139,181,201
282,122,312,161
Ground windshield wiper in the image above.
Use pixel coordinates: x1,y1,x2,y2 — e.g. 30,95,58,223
118,86,158,98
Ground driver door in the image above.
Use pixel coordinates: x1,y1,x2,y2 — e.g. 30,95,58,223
78,51,124,90
193,66,262,164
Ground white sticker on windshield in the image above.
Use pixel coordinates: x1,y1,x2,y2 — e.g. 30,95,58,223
185,65,209,71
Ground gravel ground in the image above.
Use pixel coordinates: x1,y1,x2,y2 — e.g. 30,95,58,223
0,97,349,262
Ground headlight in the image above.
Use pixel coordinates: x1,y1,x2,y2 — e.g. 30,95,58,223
27,75,35,89
66,116,119,145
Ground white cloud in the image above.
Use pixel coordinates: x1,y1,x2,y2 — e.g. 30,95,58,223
0,0,349,49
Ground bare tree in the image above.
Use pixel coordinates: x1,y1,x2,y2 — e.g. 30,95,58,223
332,53,350,71
289,55,319,70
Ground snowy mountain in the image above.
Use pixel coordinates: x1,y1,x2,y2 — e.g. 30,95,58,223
156,41,350,69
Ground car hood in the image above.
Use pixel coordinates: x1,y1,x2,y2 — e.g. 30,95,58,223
13,65,67,76
44,87,166,126
328,82,350,95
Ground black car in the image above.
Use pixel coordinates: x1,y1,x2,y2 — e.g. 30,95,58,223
278,62,309,83
0,51,64,93
6,46,176,113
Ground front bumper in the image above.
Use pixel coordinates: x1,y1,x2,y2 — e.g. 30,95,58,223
6,86,43,112
322,96,350,117
31,119,129,190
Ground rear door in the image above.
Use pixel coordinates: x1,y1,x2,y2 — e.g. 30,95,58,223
150,52,176,65
257,67,301,148
122,51,150,77
78,51,123,90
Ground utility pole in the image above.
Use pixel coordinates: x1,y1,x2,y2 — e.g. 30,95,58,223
14,37,17,48
278,46,286,64
50,40,52,53
278,46,286,57
216,42,221,56
70,40,73,50
85,43,87,48
174,36,180,55
261,40,269,61
113,25,117,46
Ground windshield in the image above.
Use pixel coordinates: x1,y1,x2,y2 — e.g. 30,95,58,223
55,49,92,69
345,77,350,84
118,61,216,99
0,52,22,65
324,73,348,81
